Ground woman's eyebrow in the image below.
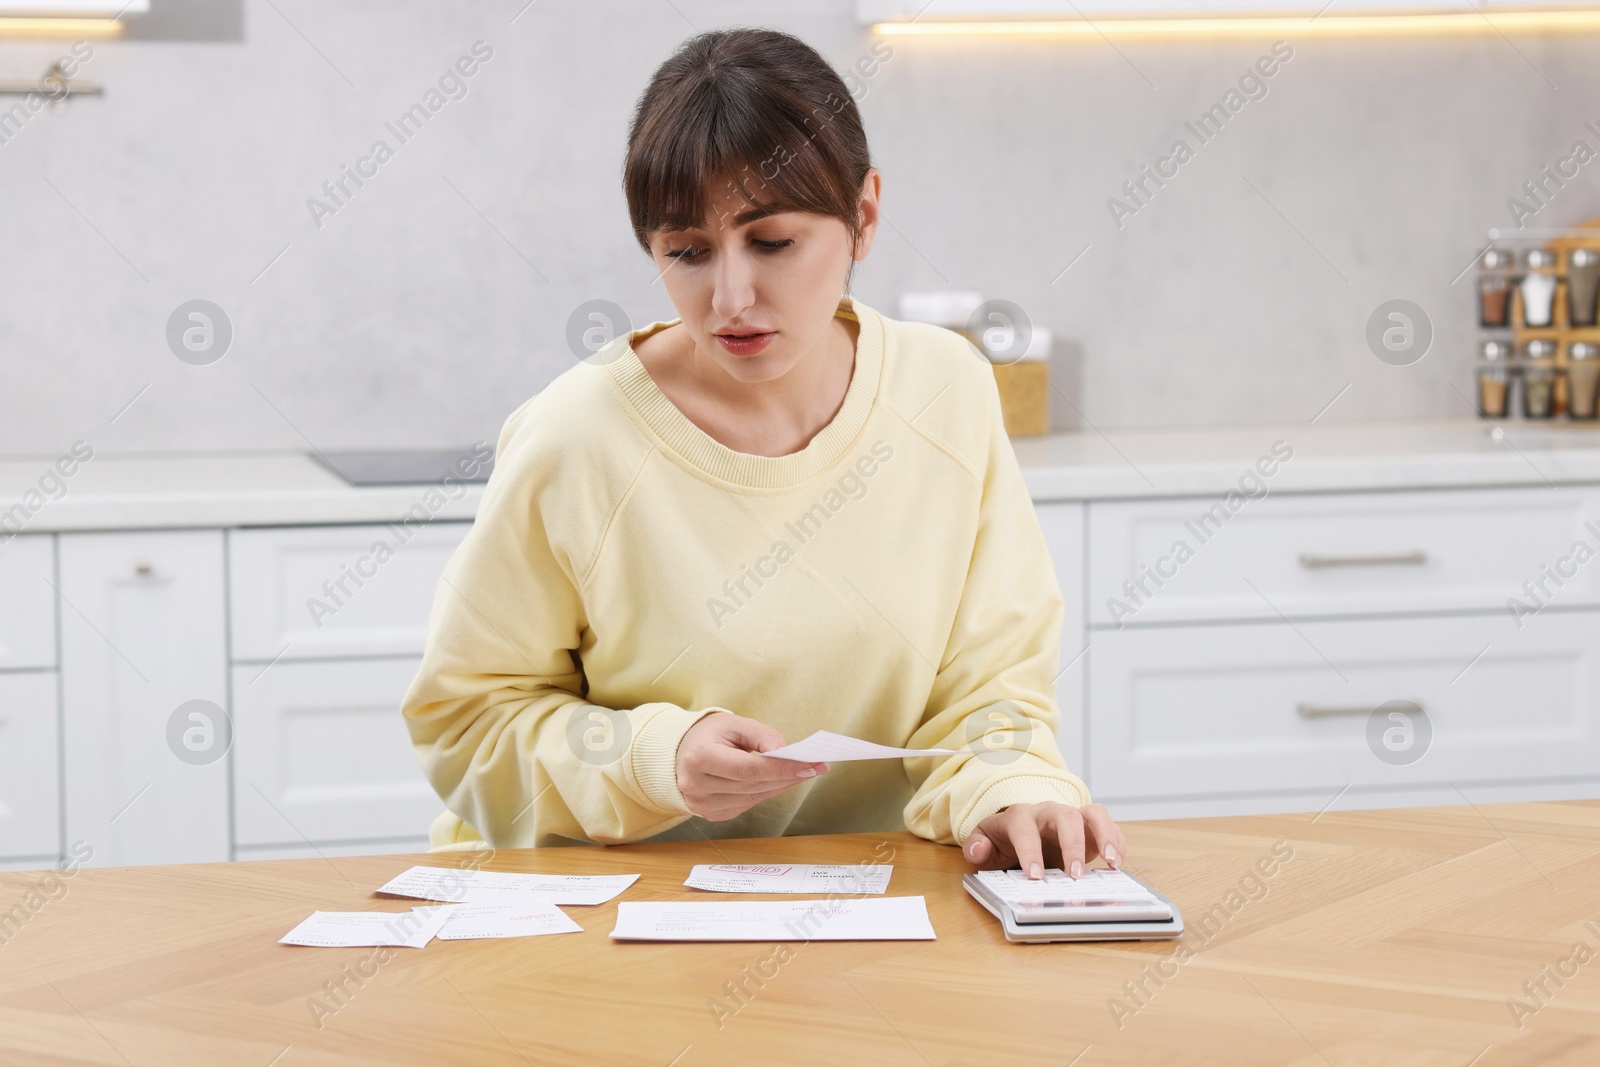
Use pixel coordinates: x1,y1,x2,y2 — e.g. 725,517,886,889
730,204,782,226
665,205,786,235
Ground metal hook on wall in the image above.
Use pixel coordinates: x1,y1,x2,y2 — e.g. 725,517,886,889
0,61,102,101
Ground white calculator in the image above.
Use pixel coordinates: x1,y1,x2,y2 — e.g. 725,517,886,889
962,867,1185,943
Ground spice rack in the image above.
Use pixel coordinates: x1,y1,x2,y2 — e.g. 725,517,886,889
1481,216,1600,420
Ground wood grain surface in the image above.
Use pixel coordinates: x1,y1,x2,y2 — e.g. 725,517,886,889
1,800,1597,1066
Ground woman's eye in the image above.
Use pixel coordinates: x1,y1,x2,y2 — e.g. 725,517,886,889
662,238,791,261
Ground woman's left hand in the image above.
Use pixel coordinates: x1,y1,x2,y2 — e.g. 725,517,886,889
962,802,1126,880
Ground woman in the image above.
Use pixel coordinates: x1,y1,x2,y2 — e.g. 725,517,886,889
401,27,1125,881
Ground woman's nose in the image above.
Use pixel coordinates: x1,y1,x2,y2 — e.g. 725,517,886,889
710,247,756,319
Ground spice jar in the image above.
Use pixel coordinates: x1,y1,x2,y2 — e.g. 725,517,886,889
1478,248,1515,328
1569,248,1600,328
1477,339,1513,418
1521,338,1558,418
1520,248,1559,327
1569,342,1600,420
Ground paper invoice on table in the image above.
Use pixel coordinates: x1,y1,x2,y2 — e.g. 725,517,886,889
279,901,583,945
376,866,639,906
611,895,936,941
684,863,893,894
432,900,583,940
279,906,453,949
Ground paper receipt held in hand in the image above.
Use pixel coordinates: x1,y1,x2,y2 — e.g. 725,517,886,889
762,730,958,763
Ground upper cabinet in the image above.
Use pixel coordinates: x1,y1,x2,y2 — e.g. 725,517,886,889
0,1,146,12
854,0,1600,37
857,0,1599,17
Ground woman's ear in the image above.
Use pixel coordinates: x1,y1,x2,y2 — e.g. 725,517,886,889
852,168,882,262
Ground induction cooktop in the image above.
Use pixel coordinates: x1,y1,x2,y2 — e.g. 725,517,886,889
310,449,494,488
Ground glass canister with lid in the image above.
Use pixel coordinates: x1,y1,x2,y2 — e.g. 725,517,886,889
897,290,985,350
1520,338,1558,418
1569,249,1600,328
1569,342,1600,420
1477,338,1514,417
1520,249,1560,328
1478,248,1515,328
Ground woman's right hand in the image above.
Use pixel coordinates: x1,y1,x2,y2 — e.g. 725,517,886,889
675,710,828,821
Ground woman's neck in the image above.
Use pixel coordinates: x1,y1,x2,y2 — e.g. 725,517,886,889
636,314,859,458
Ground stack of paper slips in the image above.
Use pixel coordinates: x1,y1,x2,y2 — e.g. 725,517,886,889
278,866,640,947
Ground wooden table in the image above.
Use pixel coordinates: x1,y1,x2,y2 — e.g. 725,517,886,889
2,801,1598,1066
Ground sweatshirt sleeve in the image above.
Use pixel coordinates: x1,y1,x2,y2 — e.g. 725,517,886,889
400,402,720,848
901,368,1091,846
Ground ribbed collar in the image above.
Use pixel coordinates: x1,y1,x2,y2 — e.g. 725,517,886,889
602,295,885,490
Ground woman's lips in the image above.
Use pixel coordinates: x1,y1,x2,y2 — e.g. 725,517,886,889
715,331,776,356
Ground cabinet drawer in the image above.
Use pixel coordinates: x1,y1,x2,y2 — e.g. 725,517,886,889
1087,612,1600,800
1088,486,1600,626
229,523,471,661
0,671,60,858
231,657,440,847
0,535,56,669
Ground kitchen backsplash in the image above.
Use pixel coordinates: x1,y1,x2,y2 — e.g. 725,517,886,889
2,1,1598,454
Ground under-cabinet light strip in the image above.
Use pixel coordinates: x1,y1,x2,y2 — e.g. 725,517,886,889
871,10,1600,36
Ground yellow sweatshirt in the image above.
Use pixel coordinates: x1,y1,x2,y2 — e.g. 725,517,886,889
401,295,1090,851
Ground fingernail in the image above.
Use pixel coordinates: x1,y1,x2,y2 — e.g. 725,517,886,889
796,768,816,779
1105,845,1119,868
1028,863,1043,879
1070,860,1084,879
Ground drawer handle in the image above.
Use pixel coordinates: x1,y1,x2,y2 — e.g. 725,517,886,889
1297,551,1427,569
1296,702,1425,718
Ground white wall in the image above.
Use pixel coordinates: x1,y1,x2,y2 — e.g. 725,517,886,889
1,0,1595,453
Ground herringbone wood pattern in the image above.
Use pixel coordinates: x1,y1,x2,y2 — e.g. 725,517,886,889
1,801,1596,1065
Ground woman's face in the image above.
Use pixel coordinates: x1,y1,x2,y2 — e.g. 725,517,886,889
645,171,879,384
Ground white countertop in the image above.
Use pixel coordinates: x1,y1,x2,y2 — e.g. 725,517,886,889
0,452,482,532
4,420,1600,532
1013,419,1600,500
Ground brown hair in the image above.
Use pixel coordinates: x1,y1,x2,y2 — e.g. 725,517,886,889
624,28,873,289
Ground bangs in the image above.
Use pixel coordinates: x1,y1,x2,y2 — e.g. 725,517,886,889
631,93,853,237
624,29,871,252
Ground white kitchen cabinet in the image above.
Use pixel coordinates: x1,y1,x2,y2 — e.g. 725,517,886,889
58,531,230,867
1086,611,1600,805
234,837,430,862
0,534,57,670
0,671,60,860
11,454,1597,866
1087,486,1600,626
228,523,472,662
230,656,440,848
1036,502,1087,776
